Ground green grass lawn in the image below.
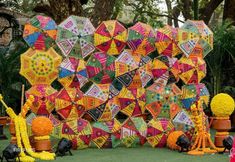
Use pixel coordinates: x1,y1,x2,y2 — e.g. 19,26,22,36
0,127,230,162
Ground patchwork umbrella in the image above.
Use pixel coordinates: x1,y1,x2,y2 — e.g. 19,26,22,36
55,87,85,120
20,48,62,85
178,20,213,58
146,83,182,119
173,110,195,141
86,52,116,84
121,117,147,147
56,16,95,58
147,118,175,147
118,87,146,117
94,20,127,55
91,119,121,148
25,84,58,115
127,22,156,55
152,55,180,86
178,56,206,84
58,57,88,88
23,15,57,50
181,83,210,110
155,25,182,57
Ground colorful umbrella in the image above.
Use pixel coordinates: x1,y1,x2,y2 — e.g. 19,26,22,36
146,83,182,119
178,56,206,84
155,25,182,57
23,15,57,50
181,83,210,110
172,110,195,141
58,57,88,88
94,20,127,55
20,48,62,85
178,20,213,58
86,52,116,84
91,119,121,148
56,16,95,58
25,84,58,115
115,50,153,87
147,118,175,147
121,117,147,147
55,87,85,120
152,55,180,86
118,87,146,117
127,22,155,56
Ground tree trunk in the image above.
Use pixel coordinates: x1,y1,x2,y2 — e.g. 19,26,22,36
181,0,192,20
165,0,173,25
223,0,235,24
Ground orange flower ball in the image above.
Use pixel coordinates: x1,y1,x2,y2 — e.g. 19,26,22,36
31,116,53,136
167,131,185,150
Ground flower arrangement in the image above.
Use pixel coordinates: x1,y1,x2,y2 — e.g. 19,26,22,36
167,131,184,150
31,117,53,136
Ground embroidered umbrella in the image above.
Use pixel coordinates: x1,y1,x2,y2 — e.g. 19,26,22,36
146,83,182,119
23,15,57,50
178,20,213,58
55,87,85,120
147,118,175,147
86,52,116,84
127,22,156,55
152,55,180,86
20,48,62,85
121,117,147,147
94,20,127,55
178,56,206,84
155,25,181,57
56,16,95,58
58,57,88,88
181,83,210,110
118,87,146,117
173,110,195,141
25,84,57,115
91,119,121,148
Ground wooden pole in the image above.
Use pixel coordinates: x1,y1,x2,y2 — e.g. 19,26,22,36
21,84,25,109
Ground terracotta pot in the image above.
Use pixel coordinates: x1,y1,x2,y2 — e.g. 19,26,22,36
34,139,51,152
0,116,8,125
9,120,16,135
214,134,229,147
212,119,231,132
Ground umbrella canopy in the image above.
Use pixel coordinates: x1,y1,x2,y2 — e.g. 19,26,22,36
56,16,95,58
178,56,206,84
181,83,210,110
155,25,182,57
23,15,57,50
178,20,213,58
86,52,116,84
91,119,121,148
55,87,85,120
121,117,147,147
118,87,146,117
172,110,195,141
20,48,62,85
147,118,175,147
152,55,180,86
94,20,127,55
115,50,153,87
25,84,58,115
146,83,182,119
127,22,156,55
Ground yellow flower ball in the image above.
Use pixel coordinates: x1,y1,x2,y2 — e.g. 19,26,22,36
210,93,235,117
167,131,185,150
31,116,53,136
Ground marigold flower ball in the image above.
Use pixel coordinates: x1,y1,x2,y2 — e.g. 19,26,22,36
31,116,53,136
210,93,235,117
167,131,184,150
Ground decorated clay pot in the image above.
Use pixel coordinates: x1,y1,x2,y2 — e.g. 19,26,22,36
9,120,16,135
212,118,231,132
34,139,51,152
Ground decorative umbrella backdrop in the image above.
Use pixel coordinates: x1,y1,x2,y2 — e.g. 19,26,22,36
25,84,57,115
178,20,213,58
56,16,95,58
91,119,121,148
23,15,57,50
58,57,88,88
147,118,175,147
127,22,156,55
86,52,116,84
20,48,62,85
178,56,206,84
94,20,127,55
